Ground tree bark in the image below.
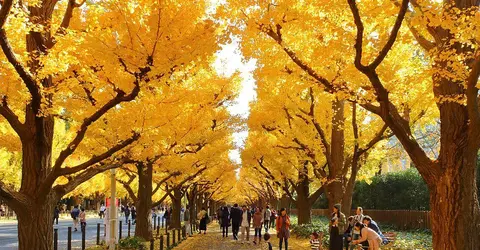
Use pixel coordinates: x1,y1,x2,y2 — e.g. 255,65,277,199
17,194,56,250
134,163,153,240
326,99,345,211
170,187,182,229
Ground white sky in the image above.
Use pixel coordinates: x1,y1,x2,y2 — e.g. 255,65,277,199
213,37,257,166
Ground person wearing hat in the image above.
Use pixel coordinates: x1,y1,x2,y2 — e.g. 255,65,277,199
329,204,346,250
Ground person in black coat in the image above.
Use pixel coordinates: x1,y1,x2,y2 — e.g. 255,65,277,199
230,204,243,240
221,206,231,237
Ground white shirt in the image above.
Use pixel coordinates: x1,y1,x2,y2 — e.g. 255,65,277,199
241,211,249,227
100,205,106,212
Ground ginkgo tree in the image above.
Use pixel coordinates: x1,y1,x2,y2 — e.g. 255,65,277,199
229,0,480,248
0,0,226,249
113,68,239,240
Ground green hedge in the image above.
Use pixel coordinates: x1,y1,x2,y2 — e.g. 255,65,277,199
313,165,480,211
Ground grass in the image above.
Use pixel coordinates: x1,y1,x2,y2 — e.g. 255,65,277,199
289,215,432,250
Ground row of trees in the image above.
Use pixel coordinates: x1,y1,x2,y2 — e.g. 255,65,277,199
232,0,480,249
0,0,239,249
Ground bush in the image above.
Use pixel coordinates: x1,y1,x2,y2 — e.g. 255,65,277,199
290,215,330,246
118,236,147,250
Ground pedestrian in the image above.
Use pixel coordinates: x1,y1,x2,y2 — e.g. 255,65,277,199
270,209,277,229
351,222,382,250
329,204,346,250
350,207,364,250
264,205,271,233
263,233,273,250
99,203,106,219
221,206,230,238
230,204,242,240
163,207,170,228
275,208,290,250
79,208,87,233
53,205,60,225
253,207,263,244
310,231,321,250
124,204,130,222
197,207,208,234
217,206,223,230
131,205,136,225
70,205,80,232
240,205,251,244
184,205,191,236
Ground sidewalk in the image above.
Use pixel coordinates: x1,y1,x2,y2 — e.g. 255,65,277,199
175,222,309,250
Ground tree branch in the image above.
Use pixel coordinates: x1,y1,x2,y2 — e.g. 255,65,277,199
0,96,27,138
0,0,13,28
348,0,437,179
53,81,140,171
308,185,325,206
58,132,140,176
0,29,40,103
374,0,409,67
55,161,124,196
117,174,137,201
47,0,87,49
0,180,28,212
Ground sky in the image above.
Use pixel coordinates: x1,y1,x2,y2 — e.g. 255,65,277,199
213,37,257,166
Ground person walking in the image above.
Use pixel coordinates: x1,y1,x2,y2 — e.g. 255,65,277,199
221,206,231,238
79,208,87,233
217,206,223,229
276,208,290,250
240,205,251,244
70,205,80,232
253,207,263,245
184,205,191,236
230,204,242,240
197,207,208,234
124,205,130,223
131,205,137,225
99,203,106,219
53,206,60,225
329,204,346,250
270,209,277,229
264,205,271,233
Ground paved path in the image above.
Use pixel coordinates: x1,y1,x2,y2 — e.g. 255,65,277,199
0,217,137,250
175,222,309,250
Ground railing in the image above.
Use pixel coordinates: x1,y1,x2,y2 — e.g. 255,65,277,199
290,209,431,230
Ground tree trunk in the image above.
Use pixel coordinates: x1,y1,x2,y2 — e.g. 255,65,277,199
327,98,346,211
428,148,480,249
134,163,153,240
17,196,56,250
170,188,182,229
279,194,291,213
295,164,312,224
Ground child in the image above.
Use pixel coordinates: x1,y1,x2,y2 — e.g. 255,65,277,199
262,233,273,250
310,231,321,250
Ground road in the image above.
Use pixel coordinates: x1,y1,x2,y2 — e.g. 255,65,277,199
0,217,139,250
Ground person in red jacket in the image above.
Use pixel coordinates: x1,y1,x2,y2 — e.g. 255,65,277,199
276,208,290,250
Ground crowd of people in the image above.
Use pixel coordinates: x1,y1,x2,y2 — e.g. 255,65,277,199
212,204,288,250
327,205,389,250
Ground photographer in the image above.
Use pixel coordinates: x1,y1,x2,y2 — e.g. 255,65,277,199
329,204,346,250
